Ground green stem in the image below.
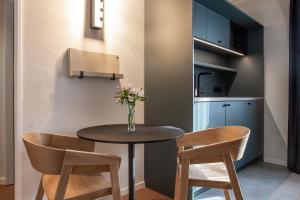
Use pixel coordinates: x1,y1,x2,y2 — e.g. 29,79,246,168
128,103,136,132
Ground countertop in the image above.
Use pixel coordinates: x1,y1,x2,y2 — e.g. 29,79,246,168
194,97,263,102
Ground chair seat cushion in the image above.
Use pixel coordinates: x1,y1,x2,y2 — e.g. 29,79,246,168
188,162,232,189
42,173,112,200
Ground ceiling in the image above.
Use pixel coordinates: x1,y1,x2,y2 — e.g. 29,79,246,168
228,0,290,26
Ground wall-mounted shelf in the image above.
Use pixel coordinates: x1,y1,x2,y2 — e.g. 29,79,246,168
194,60,237,72
68,48,123,80
70,71,123,80
194,37,244,57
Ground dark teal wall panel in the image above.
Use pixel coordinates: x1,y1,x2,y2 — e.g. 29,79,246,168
228,27,264,97
145,0,193,197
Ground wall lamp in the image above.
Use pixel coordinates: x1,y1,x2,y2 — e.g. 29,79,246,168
91,0,104,29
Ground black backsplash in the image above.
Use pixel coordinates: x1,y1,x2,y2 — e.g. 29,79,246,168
194,65,236,97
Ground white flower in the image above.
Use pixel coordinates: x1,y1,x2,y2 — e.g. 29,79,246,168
115,81,145,105
119,80,132,90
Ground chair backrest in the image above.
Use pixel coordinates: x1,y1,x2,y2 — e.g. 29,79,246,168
23,132,95,175
23,132,66,175
177,126,250,161
217,126,250,161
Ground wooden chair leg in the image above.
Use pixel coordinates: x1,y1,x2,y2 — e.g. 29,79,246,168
224,154,243,200
54,166,73,200
223,189,231,200
35,178,44,200
174,164,181,200
110,164,121,200
177,159,190,200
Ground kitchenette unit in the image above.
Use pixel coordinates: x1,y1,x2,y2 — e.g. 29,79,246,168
145,0,264,199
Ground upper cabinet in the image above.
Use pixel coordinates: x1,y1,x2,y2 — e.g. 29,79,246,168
193,1,247,55
207,8,230,48
193,2,207,40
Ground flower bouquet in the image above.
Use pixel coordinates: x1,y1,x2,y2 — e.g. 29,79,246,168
115,82,145,132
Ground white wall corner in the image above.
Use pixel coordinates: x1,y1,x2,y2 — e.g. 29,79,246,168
264,157,287,167
14,0,23,199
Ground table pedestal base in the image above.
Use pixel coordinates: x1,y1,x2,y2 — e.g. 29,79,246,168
128,143,135,200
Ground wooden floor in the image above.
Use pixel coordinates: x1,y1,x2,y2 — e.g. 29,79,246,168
0,184,14,200
122,188,172,200
0,185,166,200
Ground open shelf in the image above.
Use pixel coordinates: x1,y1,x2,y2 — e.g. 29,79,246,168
70,71,124,80
194,60,237,72
194,37,245,57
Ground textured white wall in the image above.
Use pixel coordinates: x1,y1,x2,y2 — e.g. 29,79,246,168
21,0,144,199
230,0,290,166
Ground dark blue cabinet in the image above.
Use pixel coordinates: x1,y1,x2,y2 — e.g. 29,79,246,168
207,9,230,48
193,101,225,131
225,101,262,168
193,2,248,54
193,2,207,40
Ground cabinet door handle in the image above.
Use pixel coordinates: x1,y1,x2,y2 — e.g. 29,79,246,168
223,104,231,107
248,102,252,105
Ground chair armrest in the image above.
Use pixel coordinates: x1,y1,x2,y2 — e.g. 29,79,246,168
49,134,95,152
178,142,230,162
63,149,121,168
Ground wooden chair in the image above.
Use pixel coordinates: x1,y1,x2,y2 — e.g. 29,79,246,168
174,126,250,200
23,132,122,200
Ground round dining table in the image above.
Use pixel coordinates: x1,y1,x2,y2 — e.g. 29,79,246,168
77,124,184,200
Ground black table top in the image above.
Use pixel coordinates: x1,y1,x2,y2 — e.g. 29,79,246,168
77,124,185,144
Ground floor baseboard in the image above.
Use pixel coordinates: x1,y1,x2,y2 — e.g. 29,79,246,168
0,177,6,185
121,181,145,195
264,157,287,166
